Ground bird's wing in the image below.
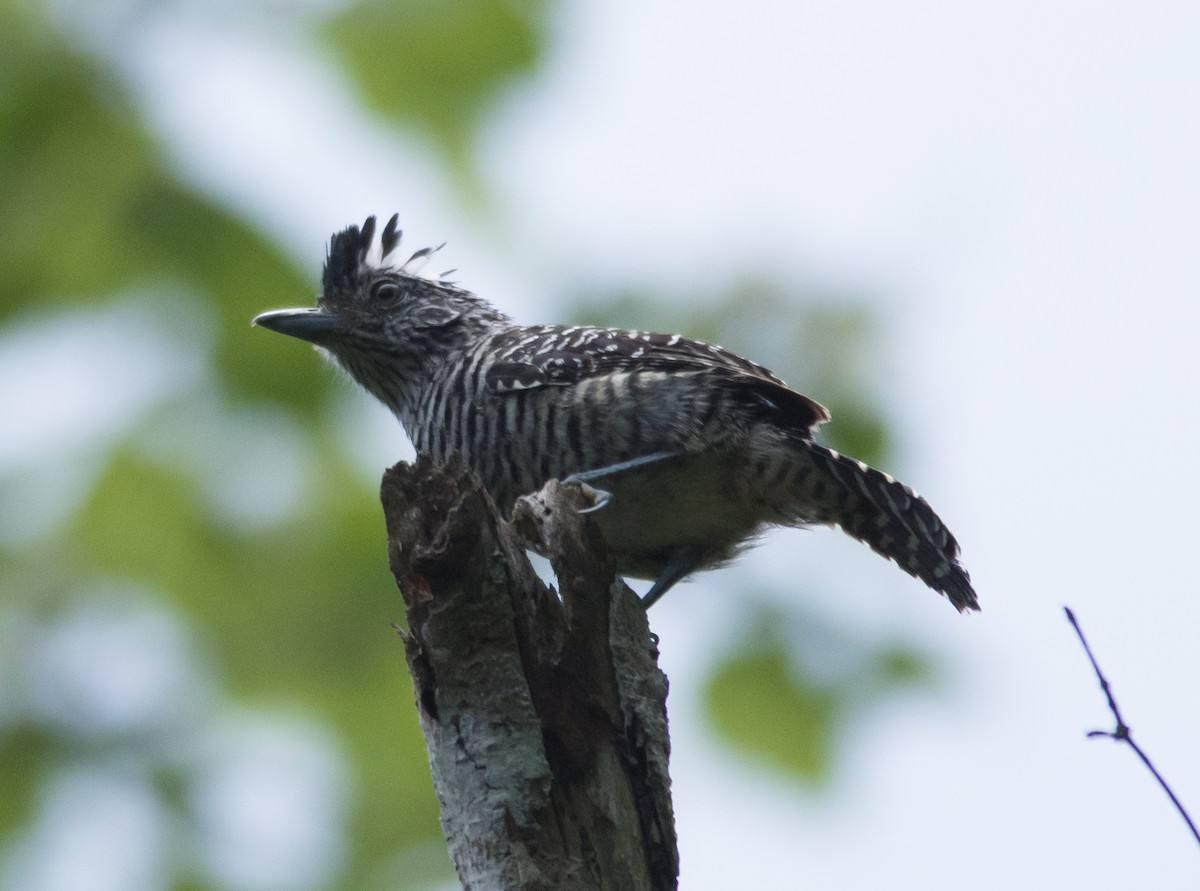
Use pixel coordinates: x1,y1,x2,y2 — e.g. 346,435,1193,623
483,325,830,434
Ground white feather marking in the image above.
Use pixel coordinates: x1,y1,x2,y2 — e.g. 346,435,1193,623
361,225,449,281
876,482,900,514
401,243,446,274
363,238,386,271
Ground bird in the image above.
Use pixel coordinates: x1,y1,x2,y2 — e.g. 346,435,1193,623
253,214,977,612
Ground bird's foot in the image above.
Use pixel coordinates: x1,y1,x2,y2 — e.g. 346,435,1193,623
641,545,703,609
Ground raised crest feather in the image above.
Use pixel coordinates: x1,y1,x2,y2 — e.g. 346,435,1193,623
322,213,454,292
402,243,447,274
380,213,402,258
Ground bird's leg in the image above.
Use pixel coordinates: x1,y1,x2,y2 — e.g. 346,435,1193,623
641,545,703,609
563,450,683,514
562,450,699,605
565,450,683,484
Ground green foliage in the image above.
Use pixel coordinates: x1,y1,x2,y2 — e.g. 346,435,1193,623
126,183,327,409
0,13,326,406
704,610,935,786
0,18,153,310
0,2,451,885
0,727,47,838
325,0,547,174
706,640,839,783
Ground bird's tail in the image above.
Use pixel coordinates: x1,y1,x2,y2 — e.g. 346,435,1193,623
787,442,978,611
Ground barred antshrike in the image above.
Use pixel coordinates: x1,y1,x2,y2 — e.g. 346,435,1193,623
254,215,977,611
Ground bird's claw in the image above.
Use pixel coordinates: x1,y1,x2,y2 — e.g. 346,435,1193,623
566,480,612,513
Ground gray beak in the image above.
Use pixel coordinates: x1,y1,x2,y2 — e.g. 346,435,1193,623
252,308,345,345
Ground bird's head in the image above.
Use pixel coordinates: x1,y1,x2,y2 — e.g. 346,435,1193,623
253,214,508,414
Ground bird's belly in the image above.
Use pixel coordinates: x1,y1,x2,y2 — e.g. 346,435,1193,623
586,450,766,580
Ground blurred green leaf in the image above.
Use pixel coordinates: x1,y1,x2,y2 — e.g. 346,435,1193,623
704,608,937,785
324,0,547,171
65,440,444,865
124,180,328,412
69,443,386,685
0,10,328,411
705,638,838,784
0,22,153,309
875,644,934,686
0,728,48,838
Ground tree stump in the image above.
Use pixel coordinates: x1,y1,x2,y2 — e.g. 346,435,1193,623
380,455,678,890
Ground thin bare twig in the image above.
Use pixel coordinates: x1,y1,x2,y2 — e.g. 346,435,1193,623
1064,606,1200,848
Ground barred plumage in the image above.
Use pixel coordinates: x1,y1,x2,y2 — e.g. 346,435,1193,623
254,215,977,612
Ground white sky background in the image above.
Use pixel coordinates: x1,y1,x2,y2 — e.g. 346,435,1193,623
23,0,1200,887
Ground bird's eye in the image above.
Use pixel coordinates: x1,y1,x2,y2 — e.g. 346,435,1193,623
371,280,400,302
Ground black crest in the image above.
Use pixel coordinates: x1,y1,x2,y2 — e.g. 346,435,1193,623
323,215,372,293
323,213,404,293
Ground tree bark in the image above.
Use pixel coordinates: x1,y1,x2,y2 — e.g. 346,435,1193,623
380,455,677,890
